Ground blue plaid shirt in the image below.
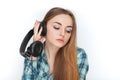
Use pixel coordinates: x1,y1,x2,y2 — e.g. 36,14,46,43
22,47,89,80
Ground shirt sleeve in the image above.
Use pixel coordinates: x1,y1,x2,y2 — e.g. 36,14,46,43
77,48,89,80
22,57,39,80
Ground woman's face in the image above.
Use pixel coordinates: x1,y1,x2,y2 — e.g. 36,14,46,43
46,14,73,48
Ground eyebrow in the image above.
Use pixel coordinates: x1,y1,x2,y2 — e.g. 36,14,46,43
54,22,62,25
53,22,73,28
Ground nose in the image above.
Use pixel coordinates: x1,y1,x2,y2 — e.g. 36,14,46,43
60,28,65,37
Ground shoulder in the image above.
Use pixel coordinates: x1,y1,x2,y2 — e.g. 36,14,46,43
76,47,89,78
76,47,87,59
76,47,89,70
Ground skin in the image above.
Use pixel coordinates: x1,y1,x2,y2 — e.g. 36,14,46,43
33,14,73,74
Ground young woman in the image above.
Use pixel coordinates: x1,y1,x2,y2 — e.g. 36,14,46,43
22,7,89,80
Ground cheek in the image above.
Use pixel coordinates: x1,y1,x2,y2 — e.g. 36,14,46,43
65,34,71,42
46,27,57,38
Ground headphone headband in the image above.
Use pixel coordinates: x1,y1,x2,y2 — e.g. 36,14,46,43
20,29,33,57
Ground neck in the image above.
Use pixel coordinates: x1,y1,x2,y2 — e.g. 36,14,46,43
45,41,59,61
45,41,60,74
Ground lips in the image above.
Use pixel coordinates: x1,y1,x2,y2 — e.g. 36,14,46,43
56,39,64,43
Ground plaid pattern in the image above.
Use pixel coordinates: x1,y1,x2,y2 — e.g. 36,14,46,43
22,47,89,80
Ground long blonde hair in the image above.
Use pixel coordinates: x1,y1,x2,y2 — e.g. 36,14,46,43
43,7,79,80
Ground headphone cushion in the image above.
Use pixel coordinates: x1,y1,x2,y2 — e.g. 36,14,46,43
27,41,43,57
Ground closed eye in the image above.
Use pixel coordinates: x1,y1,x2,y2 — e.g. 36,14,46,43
53,26,60,30
65,27,72,33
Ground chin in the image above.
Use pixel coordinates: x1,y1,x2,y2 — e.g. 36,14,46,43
54,43,66,48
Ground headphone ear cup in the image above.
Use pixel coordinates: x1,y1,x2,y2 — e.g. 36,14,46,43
26,46,32,57
39,21,47,36
26,41,43,57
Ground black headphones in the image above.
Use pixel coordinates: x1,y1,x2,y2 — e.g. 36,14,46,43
19,21,46,57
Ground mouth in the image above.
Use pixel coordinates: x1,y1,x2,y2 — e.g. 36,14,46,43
56,39,64,43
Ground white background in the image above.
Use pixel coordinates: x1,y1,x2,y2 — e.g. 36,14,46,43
0,0,120,80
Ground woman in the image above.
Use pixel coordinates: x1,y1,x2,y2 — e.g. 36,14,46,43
22,7,89,80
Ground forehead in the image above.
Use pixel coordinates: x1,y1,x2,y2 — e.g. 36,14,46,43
48,14,73,26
